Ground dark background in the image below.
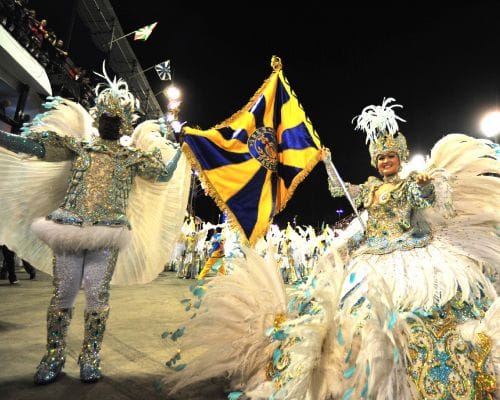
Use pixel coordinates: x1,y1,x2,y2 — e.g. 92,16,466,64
27,2,500,228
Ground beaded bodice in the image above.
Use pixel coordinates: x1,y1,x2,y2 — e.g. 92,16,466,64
365,179,414,239
328,173,435,254
30,132,169,227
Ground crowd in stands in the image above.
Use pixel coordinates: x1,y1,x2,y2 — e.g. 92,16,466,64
0,0,95,107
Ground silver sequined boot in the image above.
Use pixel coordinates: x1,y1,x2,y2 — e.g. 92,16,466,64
78,307,109,383
34,306,73,385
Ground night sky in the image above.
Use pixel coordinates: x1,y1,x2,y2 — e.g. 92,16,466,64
28,2,500,228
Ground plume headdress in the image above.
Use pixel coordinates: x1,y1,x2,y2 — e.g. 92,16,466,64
352,97,409,167
90,62,139,136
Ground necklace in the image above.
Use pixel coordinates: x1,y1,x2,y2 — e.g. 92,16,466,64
383,174,401,184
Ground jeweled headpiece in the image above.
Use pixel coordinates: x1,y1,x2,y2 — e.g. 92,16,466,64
352,97,409,167
90,62,139,136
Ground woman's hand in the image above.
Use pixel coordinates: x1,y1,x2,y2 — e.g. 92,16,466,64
415,173,433,187
321,147,331,161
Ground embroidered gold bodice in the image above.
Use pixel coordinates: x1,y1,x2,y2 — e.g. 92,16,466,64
328,173,435,254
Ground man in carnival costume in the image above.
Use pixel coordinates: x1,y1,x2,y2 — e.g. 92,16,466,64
0,65,191,384
163,98,499,399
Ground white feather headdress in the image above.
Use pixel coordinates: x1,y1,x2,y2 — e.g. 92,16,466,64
352,97,406,143
90,61,140,135
352,98,409,166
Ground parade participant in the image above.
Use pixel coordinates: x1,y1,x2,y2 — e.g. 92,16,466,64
0,65,190,385
220,227,245,273
197,232,225,281
163,98,499,399
168,231,187,272
176,218,197,279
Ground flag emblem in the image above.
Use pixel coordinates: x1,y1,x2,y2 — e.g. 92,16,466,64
133,22,158,41
247,127,278,171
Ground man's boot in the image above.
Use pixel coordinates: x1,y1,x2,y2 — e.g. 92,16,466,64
78,307,109,383
34,306,73,384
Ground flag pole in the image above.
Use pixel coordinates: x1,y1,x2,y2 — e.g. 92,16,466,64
107,31,135,46
323,156,366,231
108,22,115,52
142,65,155,73
127,64,155,80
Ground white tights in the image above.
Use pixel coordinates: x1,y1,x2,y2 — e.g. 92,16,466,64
51,248,119,311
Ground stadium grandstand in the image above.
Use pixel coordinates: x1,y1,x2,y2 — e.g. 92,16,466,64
0,0,161,133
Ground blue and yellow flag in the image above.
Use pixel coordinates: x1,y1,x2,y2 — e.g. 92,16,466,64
182,56,322,245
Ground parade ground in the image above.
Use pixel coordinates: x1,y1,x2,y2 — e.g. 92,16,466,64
0,268,228,400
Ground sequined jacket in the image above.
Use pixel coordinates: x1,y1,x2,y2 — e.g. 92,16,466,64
328,173,435,255
28,131,180,229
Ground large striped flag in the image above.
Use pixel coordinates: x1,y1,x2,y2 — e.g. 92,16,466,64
182,56,322,245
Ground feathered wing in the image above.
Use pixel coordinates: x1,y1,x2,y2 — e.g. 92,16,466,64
0,98,94,273
111,121,191,285
255,250,346,400
418,134,500,392
420,134,500,280
0,147,70,274
162,247,353,400
28,97,95,139
163,246,288,396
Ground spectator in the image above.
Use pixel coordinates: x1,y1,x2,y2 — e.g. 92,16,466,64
1,245,19,284
0,245,37,283
16,254,36,280
31,18,47,47
54,38,68,60
45,29,57,47
0,99,11,116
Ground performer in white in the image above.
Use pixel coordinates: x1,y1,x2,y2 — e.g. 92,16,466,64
163,98,499,399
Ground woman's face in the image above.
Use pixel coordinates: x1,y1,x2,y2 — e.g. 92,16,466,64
377,151,400,177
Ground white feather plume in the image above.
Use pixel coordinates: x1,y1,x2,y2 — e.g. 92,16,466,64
352,97,406,143
93,61,139,111
163,246,287,395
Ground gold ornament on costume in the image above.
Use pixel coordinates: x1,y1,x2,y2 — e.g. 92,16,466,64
90,62,139,136
273,312,286,329
353,97,409,167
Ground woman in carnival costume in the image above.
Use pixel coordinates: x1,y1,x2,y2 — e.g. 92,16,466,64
0,65,191,384
163,98,499,399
